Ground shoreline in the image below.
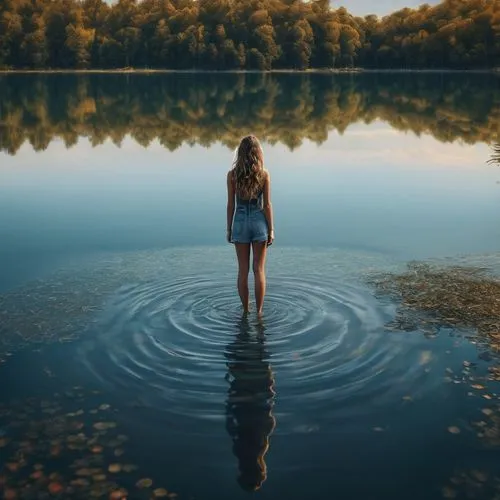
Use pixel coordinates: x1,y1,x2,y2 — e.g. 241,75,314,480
0,68,498,75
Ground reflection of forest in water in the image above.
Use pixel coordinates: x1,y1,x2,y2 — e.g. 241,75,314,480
0,72,499,154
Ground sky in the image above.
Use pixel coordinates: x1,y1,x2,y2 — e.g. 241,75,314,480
336,0,439,17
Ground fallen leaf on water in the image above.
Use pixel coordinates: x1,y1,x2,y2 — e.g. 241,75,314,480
91,445,103,453
93,474,106,482
419,351,432,365
6,463,19,472
30,471,44,480
99,404,111,411
50,445,62,456
448,426,461,434
94,422,117,431
4,488,17,500
154,489,169,498
471,384,485,390
123,464,137,473
48,483,64,495
108,464,122,474
71,478,90,487
402,396,413,402
470,470,488,483
372,427,384,432
136,478,153,488
109,489,127,499
442,486,457,499
481,408,493,416
76,469,93,476
483,395,493,400
463,361,471,367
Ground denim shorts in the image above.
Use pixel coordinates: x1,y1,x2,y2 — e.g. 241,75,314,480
232,202,268,244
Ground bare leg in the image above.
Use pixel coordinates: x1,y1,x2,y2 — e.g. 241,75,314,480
252,241,268,316
235,243,251,313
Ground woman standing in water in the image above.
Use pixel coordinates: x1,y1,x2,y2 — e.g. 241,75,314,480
227,136,274,315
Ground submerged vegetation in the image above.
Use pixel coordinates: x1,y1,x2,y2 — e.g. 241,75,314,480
0,0,499,70
0,71,499,154
369,260,500,498
370,261,500,344
0,388,175,499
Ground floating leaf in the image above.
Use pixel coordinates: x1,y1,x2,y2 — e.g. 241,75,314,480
76,468,93,476
92,474,106,482
48,483,64,495
154,489,169,498
372,427,384,432
448,426,461,435
442,486,457,499
99,404,111,411
481,408,493,416
419,351,432,365
94,422,116,431
91,445,103,453
3,489,17,500
109,489,127,499
471,384,485,390
470,470,488,482
108,464,122,474
123,464,137,473
136,478,153,489
483,395,493,400
71,478,90,487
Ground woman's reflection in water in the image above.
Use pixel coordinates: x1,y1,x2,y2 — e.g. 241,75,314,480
225,315,276,492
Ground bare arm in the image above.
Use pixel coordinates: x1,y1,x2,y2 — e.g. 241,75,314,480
263,171,274,245
226,170,235,242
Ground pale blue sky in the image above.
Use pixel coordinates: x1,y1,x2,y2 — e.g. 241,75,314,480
336,0,439,16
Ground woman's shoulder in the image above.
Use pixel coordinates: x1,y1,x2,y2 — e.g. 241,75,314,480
262,168,270,180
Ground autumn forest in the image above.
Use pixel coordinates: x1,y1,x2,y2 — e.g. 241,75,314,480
0,0,499,70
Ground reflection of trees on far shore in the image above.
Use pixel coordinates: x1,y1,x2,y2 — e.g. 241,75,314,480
224,316,276,492
0,72,499,155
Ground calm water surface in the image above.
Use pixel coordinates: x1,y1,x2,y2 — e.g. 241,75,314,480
1,73,500,500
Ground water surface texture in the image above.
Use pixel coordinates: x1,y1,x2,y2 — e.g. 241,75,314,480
1,73,500,500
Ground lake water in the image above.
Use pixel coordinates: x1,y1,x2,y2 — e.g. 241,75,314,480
1,72,500,500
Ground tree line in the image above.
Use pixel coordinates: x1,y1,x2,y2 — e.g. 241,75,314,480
0,0,499,70
1,72,498,154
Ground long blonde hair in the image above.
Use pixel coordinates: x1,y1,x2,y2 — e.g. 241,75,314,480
232,135,265,199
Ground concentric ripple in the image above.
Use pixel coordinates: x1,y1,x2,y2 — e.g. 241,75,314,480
79,270,436,434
